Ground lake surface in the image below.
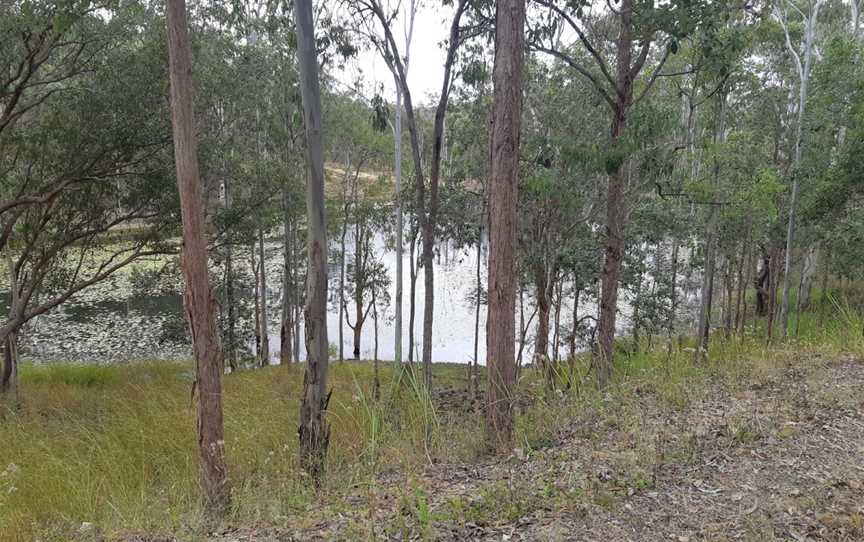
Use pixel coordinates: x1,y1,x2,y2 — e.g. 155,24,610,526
13,234,687,365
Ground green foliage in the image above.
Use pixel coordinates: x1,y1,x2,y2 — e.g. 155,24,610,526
21,364,118,387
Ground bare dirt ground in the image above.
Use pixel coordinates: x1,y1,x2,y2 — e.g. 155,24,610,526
133,354,864,542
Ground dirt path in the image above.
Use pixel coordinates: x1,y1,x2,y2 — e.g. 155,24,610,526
182,355,864,541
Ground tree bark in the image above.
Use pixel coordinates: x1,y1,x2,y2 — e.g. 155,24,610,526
224,179,237,371
798,245,819,309
394,85,404,365
1,333,19,407
294,0,330,483
533,264,551,367
372,286,380,400
740,242,755,340
280,193,293,365
767,247,781,343
668,238,679,338
756,246,770,317
292,215,301,363
338,159,350,363
420,0,469,389
362,0,468,387
471,225,482,399
252,244,261,358
734,233,748,335
486,0,525,454
724,254,734,338
594,0,636,388
696,90,727,358
165,0,230,512
778,0,822,338
570,283,580,359
408,228,418,364
258,229,269,366
696,211,717,359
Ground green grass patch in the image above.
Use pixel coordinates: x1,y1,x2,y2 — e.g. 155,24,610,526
2,304,863,541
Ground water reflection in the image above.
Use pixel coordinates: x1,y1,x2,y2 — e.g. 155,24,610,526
13,234,612,365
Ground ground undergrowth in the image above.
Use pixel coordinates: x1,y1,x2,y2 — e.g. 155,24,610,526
2,306,863,541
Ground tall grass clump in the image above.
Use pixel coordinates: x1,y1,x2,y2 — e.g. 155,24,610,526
3,304,864,541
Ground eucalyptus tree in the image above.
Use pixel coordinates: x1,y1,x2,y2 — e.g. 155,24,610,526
795,16,864,318
439,68,491,397
348,0,480,387
345,182,392,359
0,1,177,399
183,4,308,367
518,57,603,383
775,0,825,338
392,0,417,366
323,91,390,361
294,0,331,482
487,0,526,454
166,0,231,513
528,0,722,387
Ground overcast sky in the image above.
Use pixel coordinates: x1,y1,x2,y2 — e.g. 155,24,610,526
331,2,454,107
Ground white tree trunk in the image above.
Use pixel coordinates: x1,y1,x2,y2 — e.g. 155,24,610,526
294,0,330,481
777,0,822,338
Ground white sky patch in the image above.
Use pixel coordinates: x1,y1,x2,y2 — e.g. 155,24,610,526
332,2,454,107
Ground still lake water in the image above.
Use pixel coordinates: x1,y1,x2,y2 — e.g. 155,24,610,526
14,234,659,365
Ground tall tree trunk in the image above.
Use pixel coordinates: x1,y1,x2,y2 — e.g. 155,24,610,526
533,264,551,367
351,202,366,359
853,0,861,36
668,238,679,338
570,284,580,358
798,245,819,309
756,246,770,317
739,240,754,337
767,247,780,343
567,284,581,389
281,195,294,365
517,285,525,367
339,186,348,362
352,314,363,359
486,0,524,454
819,253,830,323
224,178,237,371
294,0,330,483
594,0,636,388
258,230,269,366
225,249,237,370
696,91,727,358
554,281,562,362
394,85,404,365
734,233,748,335
724,255,734,338
2,246,20,405
408,229,418,364
696,211,717,360
420,3,467,390
372,286,380,400
367,0,466,385
471,226,482,399
292,216,301,363
631,264,644,351
252,244,260,358
1,333,18,406
778,0,822,338
166,0,229,512
794,256,806,337
552,279,563,381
